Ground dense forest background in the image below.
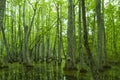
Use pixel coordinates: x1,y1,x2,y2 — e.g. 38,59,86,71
0,0,120,80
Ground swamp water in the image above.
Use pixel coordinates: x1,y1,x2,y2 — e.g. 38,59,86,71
0,62,120,80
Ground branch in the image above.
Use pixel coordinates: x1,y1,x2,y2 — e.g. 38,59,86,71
27,0,39,39
29,20,57,49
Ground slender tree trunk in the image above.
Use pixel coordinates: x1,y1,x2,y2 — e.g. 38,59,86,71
96,0,103,70
73,0,76,66
64,0,76,70
41,8,45,62
23,0,38,65
112,15,117,55
23,0,31,64
56,3,61,63
11,5,14,61
59,4,63,64
0,0,9,66
46,35,50,60
81,0,98,79
14,7,18,62
53,35,57,61
78,0,85,69
56,3,62,64
23,0,27,63
92,12,96,61
102,0,107,65
18,5,23,63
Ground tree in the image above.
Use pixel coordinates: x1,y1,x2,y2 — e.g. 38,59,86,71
81,0,98,79
0,0,9,67
23,0,38,65
78,0,86,72
96,0,103,70
101,0,109,67
64,0,77,70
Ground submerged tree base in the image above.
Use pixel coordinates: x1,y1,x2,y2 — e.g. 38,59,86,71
0,65,9,69
98,68,104,72
58,62,62,66
80,68,88,73
23,63,34,67
40,59,45,63
103,64,111,69
25,64,33,67
63,66,78,71
46,58,53,63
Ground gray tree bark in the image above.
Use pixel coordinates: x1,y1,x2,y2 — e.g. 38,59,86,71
65,0,76,69
23,0,38,65
81,0,98,79
102,0,107,65
96,0,103,70
78,0,85,69
0,0,9,66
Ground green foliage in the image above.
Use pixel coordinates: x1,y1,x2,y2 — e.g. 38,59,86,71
0,0,119,71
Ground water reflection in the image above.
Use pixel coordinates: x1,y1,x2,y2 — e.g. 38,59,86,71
0,63,119,80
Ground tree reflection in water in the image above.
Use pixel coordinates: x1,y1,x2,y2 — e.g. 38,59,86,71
0,63,120,80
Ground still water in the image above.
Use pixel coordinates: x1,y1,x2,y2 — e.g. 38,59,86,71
0,62,120,80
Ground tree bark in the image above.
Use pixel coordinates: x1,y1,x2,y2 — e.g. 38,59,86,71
96,0,103,70
64,0,76,70
0,0,9,66
78,0,85,69
81,0,98,79
102,0,107,65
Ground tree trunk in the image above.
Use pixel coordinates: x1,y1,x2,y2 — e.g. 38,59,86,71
41,8,45,62
0,0,9,66
96,0,103,70
102,0,108,65
56,3,61,63
59,4,63,64
78,0,85,69
64,0,76,70
81,0,98,79
23,0,38,65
